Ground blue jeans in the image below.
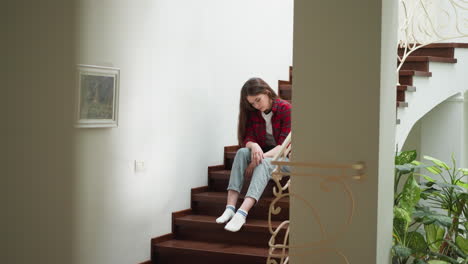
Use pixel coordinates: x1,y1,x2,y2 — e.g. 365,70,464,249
227,147,290,201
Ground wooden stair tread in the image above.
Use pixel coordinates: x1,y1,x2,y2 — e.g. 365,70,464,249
176,214,285,230
278,80,291,85
209,169,231,179
397,101,408,108
193,191,288,206
225,151,236,159
397,85,416,92
156,239,269,257
399,70,432,77
401,56,457,63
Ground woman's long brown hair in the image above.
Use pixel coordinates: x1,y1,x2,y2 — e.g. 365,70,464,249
237,77,278,146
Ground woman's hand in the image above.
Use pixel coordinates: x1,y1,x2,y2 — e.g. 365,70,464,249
263,145,282,158
249,143,264,166
245,162,256,178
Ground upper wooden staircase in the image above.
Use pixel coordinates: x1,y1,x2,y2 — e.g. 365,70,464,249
396,43,468,148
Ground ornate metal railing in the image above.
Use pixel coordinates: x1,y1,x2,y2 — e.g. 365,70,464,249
267,132,366,264
398,0,468,72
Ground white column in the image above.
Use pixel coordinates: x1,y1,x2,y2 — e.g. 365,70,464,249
290,0,397,263
465,91,468,168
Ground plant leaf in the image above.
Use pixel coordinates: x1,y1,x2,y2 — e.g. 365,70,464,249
420,192,429,199
413,259,428,264
413,208,452,227
425,223,445,252
456,180,468,189
426,166,443,175
445,239,467,259
407,231,427,254
394,207,411,237
396,164,428,173
456,235,468,254
458,168,468,175
433,182,464,192
427,250,461,264
427,215,452,227
459,192,468,201
392,244,412,257
424,155,450,170
396,150,418,165
399,175,421,214
396,164,414,173
427,261,450,264
420,174,436,182
394,207,411,222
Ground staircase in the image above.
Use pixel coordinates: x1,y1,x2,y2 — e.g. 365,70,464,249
149,43,468,263
396,43,468,149
150,71,293,264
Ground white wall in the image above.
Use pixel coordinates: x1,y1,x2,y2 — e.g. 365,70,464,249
402,94,466,168
75,0,293,263
420,96,465,167
401,119,421,154
401,97,466,219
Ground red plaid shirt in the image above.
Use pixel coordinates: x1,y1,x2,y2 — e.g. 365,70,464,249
243,98,291,148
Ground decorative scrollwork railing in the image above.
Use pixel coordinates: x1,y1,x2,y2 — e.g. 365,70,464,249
398,0,468,72
267,132,366,264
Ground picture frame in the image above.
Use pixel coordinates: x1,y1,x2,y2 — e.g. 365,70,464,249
75,64,120,128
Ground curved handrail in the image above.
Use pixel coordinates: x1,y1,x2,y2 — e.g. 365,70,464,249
398,0,468,75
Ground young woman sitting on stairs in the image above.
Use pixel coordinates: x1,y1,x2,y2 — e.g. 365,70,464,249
216,77,291,232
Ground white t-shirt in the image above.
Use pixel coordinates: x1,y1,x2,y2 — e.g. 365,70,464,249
261,111,276,146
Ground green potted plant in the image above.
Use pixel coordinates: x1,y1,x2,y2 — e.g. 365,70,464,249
392,151,468,264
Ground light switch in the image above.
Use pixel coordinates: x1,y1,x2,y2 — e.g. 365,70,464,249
135,160,146,172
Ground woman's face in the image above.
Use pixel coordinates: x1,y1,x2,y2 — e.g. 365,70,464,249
246,93,272,112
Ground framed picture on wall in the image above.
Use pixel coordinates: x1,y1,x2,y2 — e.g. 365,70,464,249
75,64,120,128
